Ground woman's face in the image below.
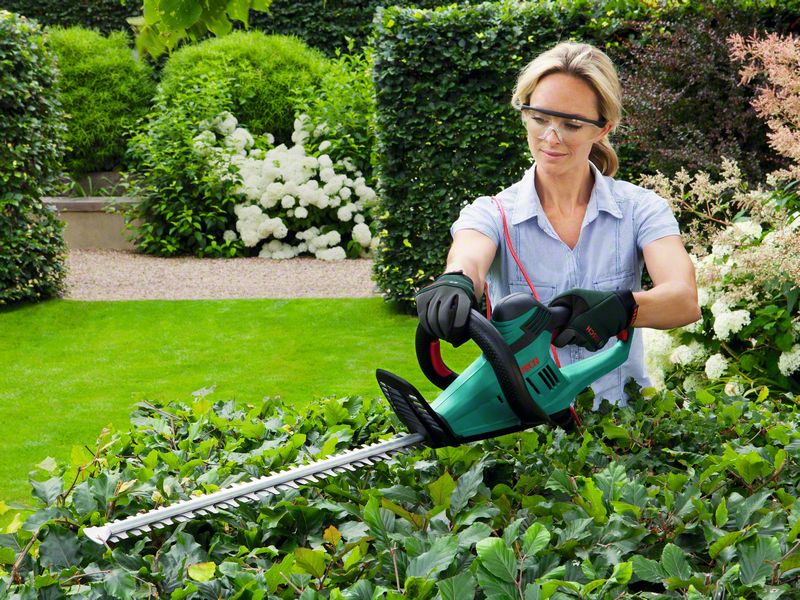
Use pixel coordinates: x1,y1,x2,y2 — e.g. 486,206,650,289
524,73,610,177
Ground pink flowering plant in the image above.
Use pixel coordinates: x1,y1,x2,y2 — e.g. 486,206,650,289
641,32,800,399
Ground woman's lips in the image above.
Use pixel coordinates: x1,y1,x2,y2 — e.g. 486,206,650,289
540,149,566,158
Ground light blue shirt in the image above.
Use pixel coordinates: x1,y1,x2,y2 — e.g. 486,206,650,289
451,162,680,407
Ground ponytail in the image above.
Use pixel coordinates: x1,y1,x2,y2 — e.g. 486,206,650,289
590,138,618,177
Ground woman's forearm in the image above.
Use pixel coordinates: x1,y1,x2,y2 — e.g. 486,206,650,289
632,282,701,329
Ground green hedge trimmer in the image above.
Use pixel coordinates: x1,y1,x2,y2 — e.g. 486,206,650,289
84,292,632,545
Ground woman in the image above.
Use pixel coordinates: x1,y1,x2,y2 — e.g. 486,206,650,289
415,42,701,406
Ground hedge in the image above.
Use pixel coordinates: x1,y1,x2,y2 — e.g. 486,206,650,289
0,11,67,305
0,0,133,34
248,0,453,56
371,0,800,308
371,0,653,308
47,26,156,176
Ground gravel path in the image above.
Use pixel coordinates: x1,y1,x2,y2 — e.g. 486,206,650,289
65,250,380,300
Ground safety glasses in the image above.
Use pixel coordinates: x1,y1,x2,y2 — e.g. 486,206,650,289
519,105,607,144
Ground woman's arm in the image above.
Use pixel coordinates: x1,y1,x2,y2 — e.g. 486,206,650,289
444,229,497,298
634,235,701,329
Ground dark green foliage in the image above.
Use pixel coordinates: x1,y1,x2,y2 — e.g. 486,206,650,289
614,1,798,184
47,26,156,176
248,0,449,56
293,48,377,185
0,10,67,305
3,380,800,596
0,0,134,34
371,1,651,308
125,78,244,257
159,31,329,145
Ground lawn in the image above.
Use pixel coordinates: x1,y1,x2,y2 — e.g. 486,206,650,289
0,298,476,505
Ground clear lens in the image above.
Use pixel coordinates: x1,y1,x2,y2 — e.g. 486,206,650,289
523,109,599,144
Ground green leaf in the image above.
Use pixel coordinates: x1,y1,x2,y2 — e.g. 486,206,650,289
226,0,250,22
545,469,574,495
31,477,63,506
103,569,136,599
363,496,394,549
739,536,781,586
406,535,458,580
661,543,692,580
476,537,517,583
522,522,550,556
429,472,456,509
295,548,326,579
709,530,745,559
436,571,476,600
187,561,216,582
159,0,203,30
631,555,666,582
450,460,485,513
610,561,633,584
715,498,728,527
38,529,80,570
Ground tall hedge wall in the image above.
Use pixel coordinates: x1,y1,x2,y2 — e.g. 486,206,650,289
0,0,133,33
0,11,67,305
248,0,453,56
371,0,800,308
371,0,651,308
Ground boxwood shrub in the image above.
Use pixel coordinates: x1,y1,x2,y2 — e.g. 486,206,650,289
47,26,156,176
158,31,329,146
0,10,67,305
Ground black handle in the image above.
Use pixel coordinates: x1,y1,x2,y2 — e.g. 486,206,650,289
416,308,556,425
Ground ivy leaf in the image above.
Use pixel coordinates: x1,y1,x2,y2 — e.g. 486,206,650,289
476,537,517,582
30,477,63,506
436,571,476,600
38,528,80,570
103,569,136,599
661,543,692,580
739,536,781,586
406,535,458,580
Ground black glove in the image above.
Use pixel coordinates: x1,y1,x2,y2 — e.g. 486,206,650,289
549,288,637,351
415,271,477,347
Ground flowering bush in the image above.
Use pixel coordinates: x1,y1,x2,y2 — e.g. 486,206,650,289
642,182,799,396
193,112,379,260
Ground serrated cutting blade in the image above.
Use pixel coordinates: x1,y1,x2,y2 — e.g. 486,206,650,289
83,433,424,545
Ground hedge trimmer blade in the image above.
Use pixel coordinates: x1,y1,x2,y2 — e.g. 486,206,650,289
83,433,424,545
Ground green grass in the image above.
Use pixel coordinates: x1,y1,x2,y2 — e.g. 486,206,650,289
0,298,476,505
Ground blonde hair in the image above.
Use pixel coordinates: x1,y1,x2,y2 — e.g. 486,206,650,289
511,42,622,177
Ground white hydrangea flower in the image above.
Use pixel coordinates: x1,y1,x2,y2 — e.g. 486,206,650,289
778,344,800,376
337,203,356,222
320,168,336,183
339,186,352,200
724,380,744,396
354,213,365,224
318,154,333,170
683,374,704,392
352,223,372,247
281,195,296,209
214,112,238,136
710,298,732,317
224,127,255,153
713,309,751,341
697,287,710,307
265,133,275,145
704,353,729,379
294,206,308,219
319,140,332,152
316,246,347,261
669,345,695,366
732,219,762,240
223,230,238,242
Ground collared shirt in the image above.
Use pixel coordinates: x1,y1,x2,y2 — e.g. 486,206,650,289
451,162,681,408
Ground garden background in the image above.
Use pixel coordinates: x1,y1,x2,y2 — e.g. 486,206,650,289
1,0,800,597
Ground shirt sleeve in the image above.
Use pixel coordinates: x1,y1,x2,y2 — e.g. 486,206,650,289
635,191,681,250
450,195,502,246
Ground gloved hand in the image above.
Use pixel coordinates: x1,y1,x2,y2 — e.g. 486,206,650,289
415,271,477,346
549,288,637,351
